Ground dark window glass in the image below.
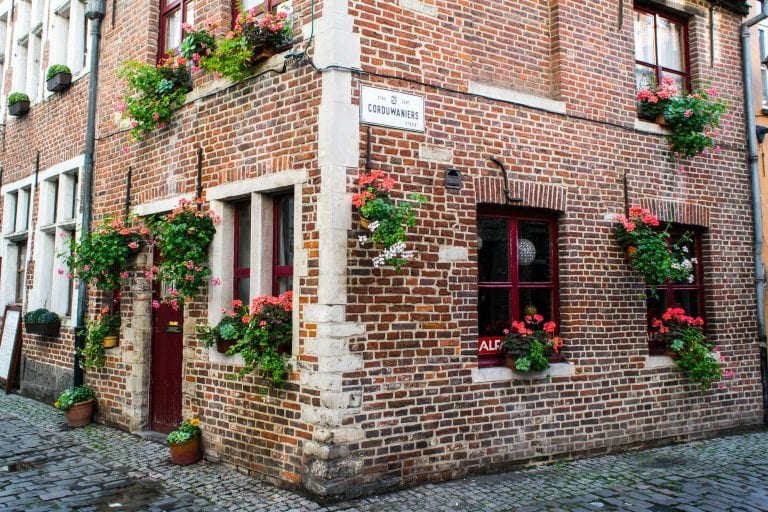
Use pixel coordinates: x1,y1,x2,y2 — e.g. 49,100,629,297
234,201,251,303
273,194,293,295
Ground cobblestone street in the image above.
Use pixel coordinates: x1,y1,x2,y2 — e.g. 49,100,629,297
1,392,768,511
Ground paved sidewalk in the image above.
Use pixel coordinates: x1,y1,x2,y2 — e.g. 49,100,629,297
1,392,768,511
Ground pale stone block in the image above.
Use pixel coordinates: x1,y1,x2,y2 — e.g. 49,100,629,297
438,245,468,262
320,72,352,107
320,390,361,409
316,322,365,338
303,338,349,357
312,426,365,444
303,440,350,460
317,193,352,230
318,101,359,168
317,355,362,373
302,404,358,427
468,81,566,114
303,305,346,323
646,355,676,368
399,0,438,16
301,371,343,392
419,144,453,162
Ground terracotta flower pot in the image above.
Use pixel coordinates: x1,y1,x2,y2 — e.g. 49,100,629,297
216,337,235,354
102,335,119,349
504,355,518,370
65,399,94,428
169,434,202,465
359,217,371,229
656,114,668,126
626,246,638,259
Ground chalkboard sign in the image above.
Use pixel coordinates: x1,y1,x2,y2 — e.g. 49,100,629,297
0,305,22,393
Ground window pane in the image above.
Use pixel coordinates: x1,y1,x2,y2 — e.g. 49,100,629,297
185,0,195,25
657,17,685,72
636,64,655,91
51,179,59,224
646,293,668,327
277,196,293,266
670,232,697,284
236,202,251,271
673,290,701,318
164,8,182,53
634,11,656,63
518,288,553,321
277,276,291,294
237,277,250,304
478,217,509,282
518,220,550,282
16,242,26,303
478,288,509,336
659,71,684,95
241,0,262,12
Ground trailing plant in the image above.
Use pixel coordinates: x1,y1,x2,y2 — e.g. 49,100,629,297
501,315,563,372
227,291,292,387
79,307,120,369
7,92,29,105
167,418,201,444
146,198,219,308
55,384,96,410
115,56,192,141
615,206,695,296
46,64,72,80
652,307,733,393
63,216,147,291
353,170,427,270
636,77,726,159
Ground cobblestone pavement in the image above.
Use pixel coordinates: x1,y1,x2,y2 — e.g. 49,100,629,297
2,393,768,511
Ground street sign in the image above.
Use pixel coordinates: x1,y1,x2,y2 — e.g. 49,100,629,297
360,85,425,132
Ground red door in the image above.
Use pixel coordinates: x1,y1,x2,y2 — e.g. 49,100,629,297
149,251,184,434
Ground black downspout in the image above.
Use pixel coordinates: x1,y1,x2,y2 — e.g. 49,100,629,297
74,1,107,387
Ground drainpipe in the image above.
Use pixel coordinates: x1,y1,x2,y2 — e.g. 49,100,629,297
742,2,768,424
73,0,107,386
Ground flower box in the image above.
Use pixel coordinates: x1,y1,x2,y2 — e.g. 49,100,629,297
25,320,61,337
46,72,72,93
8,100,30,117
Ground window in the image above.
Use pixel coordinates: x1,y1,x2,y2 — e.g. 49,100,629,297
0,10,8,105
634,6,689,97
477,209,559,367
12,0,43,101
3,185,32,307
159,0,194,59
50,0,90,76
231,0,292,25
15,241,26,304
230,193,293,303
33,170,79,316
646,229,704,355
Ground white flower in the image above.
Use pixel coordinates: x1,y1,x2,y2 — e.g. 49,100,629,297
368,221,380,232
358,235,368,244
682,246,689,254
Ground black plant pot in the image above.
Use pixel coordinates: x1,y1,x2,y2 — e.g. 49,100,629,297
46,72,72,93
8,101,30,117
25,321,60,337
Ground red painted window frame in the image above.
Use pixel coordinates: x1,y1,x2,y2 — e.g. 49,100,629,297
647,228,705,355
231,0,275,25
634,5,691,97
158,0,193,61
477,208,560,368
233,200,251,302
272,193,293,296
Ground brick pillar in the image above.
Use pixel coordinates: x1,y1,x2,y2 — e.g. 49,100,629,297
301,0,364,499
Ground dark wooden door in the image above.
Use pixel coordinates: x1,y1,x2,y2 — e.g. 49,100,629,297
149,251,184,434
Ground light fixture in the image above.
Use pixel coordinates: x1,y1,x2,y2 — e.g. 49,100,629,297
445,167,462,190
518,238,536,266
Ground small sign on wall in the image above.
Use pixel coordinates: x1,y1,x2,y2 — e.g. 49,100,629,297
360,85,425,132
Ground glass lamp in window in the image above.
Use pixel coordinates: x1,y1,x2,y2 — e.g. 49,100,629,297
517,238,536,266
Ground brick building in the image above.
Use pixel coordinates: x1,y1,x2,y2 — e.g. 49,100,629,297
0,0,763,500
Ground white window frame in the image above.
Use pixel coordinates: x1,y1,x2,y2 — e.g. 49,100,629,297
1,176,34,308
760,27,768,109
48,0,88,81
30,156,82,320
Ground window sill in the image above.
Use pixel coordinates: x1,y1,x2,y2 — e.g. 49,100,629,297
467,81,566,115
634,118,672,135
645,354,676,368
471,361,574,383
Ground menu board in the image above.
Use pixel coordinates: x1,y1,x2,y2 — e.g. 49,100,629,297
0,306,22,393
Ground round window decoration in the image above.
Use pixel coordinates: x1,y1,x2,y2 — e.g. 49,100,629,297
518,238,536,266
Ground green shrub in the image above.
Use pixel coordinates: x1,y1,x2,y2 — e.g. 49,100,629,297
55,385,96,410
8,92,29,105
46,64,72,81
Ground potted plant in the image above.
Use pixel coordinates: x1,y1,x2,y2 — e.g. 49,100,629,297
46,64,73,92
167,418,202,465
115,55,192,142
500,314,563,373
353,170,427,270
23,308,61,337
225,291,293,387
198,299,249,353
79,307,120,369
146,197,218,308
615,206,695,296
55,384,96,428
636,78,726,159
179,22,216,73
63,216,147,291
651,307,733,393
7,92,30,117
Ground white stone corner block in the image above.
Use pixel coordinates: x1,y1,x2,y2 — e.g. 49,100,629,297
317,354,363,373
312,426,366,444
315,322,365,338
303,337,349,357
301,371,343,392
301,404,358,427
303,305,346,324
